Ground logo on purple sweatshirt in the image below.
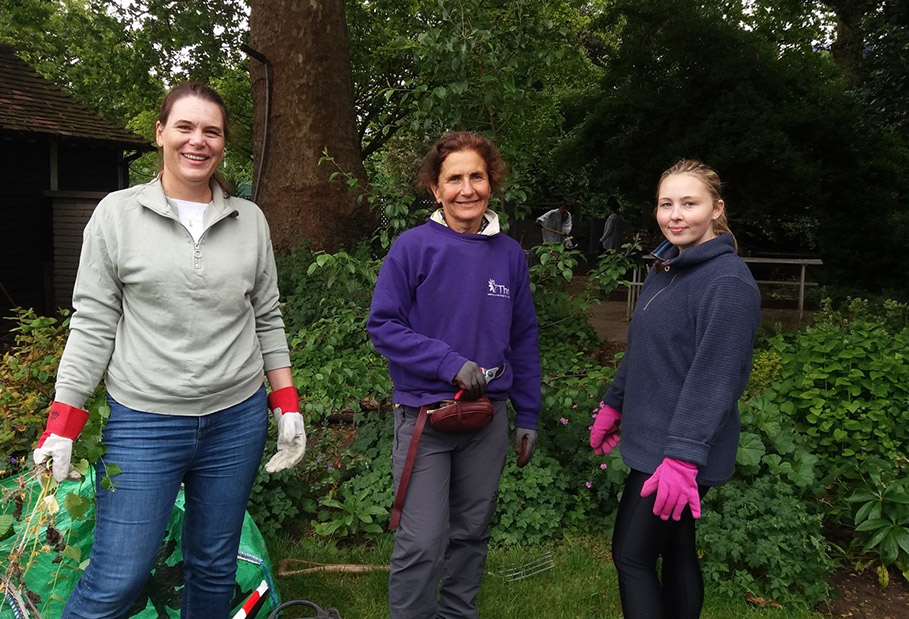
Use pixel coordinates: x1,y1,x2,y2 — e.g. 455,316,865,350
487,278,510,298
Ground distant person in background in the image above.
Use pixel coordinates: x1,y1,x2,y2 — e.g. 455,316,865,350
600,196,625,252
535,203,573,245
589,159,760,618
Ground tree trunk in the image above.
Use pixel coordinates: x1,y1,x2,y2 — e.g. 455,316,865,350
248,0,375,255
820,0,876,87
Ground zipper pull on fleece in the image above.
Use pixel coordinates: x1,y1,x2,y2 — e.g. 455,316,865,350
193,242,202,269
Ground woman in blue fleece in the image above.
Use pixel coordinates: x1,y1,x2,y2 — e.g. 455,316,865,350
368,132,541,619
589,160,760,618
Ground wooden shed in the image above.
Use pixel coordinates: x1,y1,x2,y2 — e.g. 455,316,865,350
0,43,152,321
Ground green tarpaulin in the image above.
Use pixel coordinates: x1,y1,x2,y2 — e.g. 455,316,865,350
1,472,279,618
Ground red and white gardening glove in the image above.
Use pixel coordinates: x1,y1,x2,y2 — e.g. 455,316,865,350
589,402,621,455
33,402,89,482
265,386,307,474
640,457,701,521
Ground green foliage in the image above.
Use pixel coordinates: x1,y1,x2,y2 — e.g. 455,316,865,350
846,458,909,581
564,0,909,291
764,312,909,474
493,454,570,546
530,240,636,352
744,350,784,398
699,475,833,606
1,309,69,473
247,454,314,539
0,0,253,187
734,394,820,491
339,415,395,516
276,244,391,424
311,415,392,541
313,489,388,539
0,309,108,478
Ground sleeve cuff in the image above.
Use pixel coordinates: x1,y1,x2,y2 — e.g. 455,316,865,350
263,350,292,372
53,387,90,411
663,436,710,467
438,352,468,384
514,410,538,430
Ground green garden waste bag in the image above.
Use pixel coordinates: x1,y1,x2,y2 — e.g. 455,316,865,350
1,471,279,618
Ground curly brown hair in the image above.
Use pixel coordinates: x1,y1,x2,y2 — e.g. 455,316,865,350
416,132,508,196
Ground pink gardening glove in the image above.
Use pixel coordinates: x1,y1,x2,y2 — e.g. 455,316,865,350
640,457,701,521
589,402,621,455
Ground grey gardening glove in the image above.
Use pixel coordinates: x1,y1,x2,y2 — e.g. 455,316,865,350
454,360,486,400
515,428,537,467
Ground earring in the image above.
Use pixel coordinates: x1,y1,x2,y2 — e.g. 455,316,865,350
713,215,718,220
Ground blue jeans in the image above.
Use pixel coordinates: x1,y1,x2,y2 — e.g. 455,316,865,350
63,387,268,619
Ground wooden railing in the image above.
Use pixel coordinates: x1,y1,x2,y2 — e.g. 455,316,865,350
626,256,823,321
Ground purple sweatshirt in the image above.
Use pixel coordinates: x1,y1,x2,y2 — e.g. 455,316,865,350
367,220,542,429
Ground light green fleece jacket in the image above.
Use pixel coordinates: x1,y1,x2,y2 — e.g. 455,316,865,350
54,177,291,416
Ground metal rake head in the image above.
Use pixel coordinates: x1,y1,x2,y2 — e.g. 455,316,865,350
499,552,555,582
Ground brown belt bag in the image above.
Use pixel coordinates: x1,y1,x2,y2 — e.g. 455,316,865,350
388,396,495,529
426,395,495,434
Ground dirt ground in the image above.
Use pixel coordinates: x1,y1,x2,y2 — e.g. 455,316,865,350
586,298,813,344
820,568,909,618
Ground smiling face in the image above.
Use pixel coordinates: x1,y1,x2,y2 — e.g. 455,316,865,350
155,95,226,201
656,173,724,251
430,149,491,234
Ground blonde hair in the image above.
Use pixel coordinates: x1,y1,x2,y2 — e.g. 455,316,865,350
658,159,735,247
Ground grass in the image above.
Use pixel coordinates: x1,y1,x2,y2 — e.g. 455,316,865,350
266,533,825,618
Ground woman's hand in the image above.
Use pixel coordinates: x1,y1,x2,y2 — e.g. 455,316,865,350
589,402,621,455
640,457,701,521
454,361,486,400
33,402,89,482
265,386,307,473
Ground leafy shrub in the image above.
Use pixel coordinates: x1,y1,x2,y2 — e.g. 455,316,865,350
845,457,909,585
493,453,570,546
699,475,833,606
287,300,392,424
691,384,834,605
247,429,316,539
1,309,71,474
277,246,391,424
765,315,909,474
1,309,108,479
338,415,394,518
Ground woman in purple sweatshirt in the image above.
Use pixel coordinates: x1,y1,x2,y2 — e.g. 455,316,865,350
590,160,760,618
368,132,541,619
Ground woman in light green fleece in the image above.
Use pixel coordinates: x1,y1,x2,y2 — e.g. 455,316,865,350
32,82,306,617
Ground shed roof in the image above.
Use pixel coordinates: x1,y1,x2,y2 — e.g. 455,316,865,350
0,43,152,150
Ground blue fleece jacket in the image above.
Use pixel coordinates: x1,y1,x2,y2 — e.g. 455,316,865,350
604,234,760,485
368,220,542,429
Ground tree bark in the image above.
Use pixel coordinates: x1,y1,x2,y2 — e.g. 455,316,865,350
248,0,375,255
819,0,876,87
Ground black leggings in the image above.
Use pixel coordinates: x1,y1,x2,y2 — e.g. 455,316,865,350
612,469,709,619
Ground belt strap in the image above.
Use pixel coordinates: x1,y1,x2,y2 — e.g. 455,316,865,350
389,405,429,530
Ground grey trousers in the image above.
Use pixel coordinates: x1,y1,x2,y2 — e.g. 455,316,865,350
388,399,509,619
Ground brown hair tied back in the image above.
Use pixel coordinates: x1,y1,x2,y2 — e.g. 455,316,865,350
157,81,234,197
417,132,508,197
659,159,735,244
